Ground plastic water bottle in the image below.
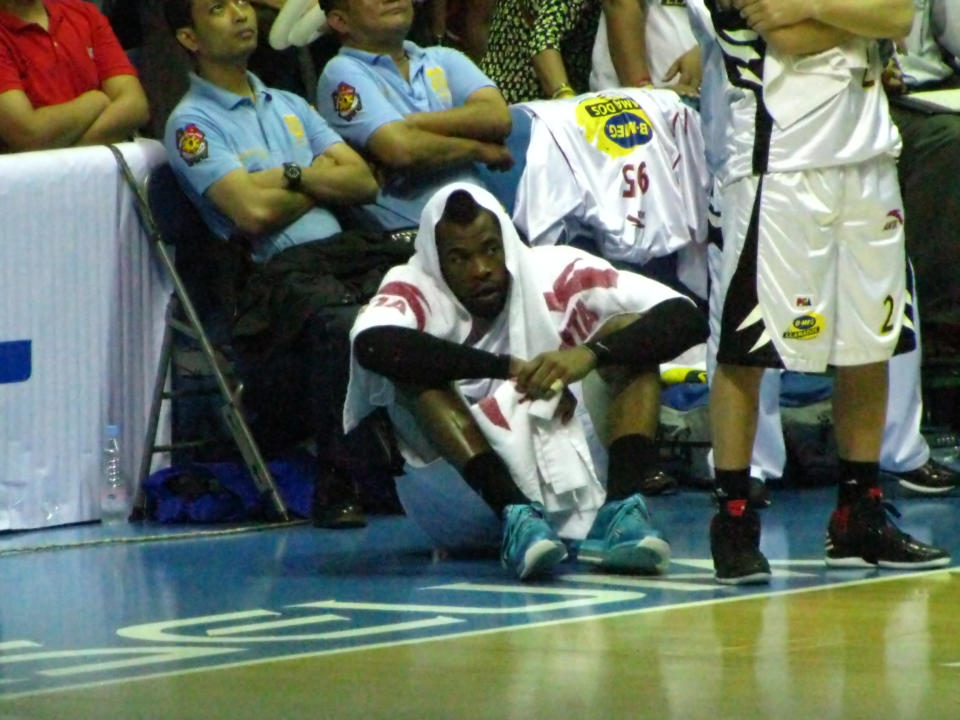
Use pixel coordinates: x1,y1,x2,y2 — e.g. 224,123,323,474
101,424,129,523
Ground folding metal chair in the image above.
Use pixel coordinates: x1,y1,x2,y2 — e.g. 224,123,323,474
109,146,289,521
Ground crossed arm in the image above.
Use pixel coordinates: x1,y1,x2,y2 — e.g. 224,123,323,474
0,73,148,152
367,86,513,172
204,141,379,237
726,0,913,56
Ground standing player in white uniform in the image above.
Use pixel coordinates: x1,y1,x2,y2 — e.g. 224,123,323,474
688,0,958,498
703,0,950,584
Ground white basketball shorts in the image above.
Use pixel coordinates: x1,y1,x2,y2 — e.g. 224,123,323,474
713,157,912,372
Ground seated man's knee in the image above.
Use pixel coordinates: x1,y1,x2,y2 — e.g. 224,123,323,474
596,362,659,395
395,384,491,465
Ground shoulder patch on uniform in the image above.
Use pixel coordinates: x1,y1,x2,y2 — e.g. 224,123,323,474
176,124,209,166
332,81,362,121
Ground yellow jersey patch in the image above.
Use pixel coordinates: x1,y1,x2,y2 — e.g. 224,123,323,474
575,94,655,159
782,313,825,341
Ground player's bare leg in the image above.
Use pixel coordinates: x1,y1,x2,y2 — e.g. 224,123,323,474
833,361,887,463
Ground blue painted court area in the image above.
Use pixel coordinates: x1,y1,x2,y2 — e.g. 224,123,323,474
0,481,957,700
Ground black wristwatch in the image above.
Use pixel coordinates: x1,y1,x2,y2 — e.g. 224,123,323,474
282,161,302,191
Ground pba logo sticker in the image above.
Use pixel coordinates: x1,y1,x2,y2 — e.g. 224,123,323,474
575,94,654,158
332,81,362,121
783,313,825,341
176,124,208,166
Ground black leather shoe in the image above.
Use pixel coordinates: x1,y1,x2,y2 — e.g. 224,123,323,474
889,459,958,495
312,473,367,529
637,469,680,496
313,500,367,529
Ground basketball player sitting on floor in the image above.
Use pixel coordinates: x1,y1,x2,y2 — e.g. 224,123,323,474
342,183,707,580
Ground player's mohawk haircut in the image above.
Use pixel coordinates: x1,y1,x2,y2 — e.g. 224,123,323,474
437,190,502,236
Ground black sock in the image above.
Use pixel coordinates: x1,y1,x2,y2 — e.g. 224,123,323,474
715,468,751,504
607,434,657,501
837,458,879,505
462,451,527,514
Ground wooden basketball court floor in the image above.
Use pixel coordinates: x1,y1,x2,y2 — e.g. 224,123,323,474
2,478,959,720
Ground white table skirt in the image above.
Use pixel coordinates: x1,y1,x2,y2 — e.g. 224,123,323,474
0,139,171,530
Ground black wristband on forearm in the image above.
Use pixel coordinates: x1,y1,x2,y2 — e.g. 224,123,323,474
583,338,614,366
583,298,708,370
354,326,512,385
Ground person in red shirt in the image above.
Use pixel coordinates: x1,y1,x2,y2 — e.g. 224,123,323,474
0,0,149,151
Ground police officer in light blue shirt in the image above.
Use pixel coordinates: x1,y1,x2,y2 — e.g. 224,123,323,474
166,72,348,262
317,0,513,232
161,0,382,529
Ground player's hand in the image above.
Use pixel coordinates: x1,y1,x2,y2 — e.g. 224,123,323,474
881,58,905,95
732,0,811,33
664,46,702,98
513,346,597,401
476,142,514,172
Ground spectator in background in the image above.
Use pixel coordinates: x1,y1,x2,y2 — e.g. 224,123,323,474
590,0,702,97
481,0,651,104
316,0,512,235
0,0,149,151
408,0,495,62
447,0,494,62
162,0,406,529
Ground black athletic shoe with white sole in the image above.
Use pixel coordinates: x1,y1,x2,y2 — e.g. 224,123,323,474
825,488,950,569
889,459,958,496
710,499,772,585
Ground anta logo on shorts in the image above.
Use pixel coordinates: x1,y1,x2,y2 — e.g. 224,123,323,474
332,82,362,121
783,313,824,341
883,209,904,231
575,94,654,158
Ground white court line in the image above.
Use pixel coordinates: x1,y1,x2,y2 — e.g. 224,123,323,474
1,563,954,702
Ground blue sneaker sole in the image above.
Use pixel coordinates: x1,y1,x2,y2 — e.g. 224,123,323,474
578,536,671,574
515,539,568,580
